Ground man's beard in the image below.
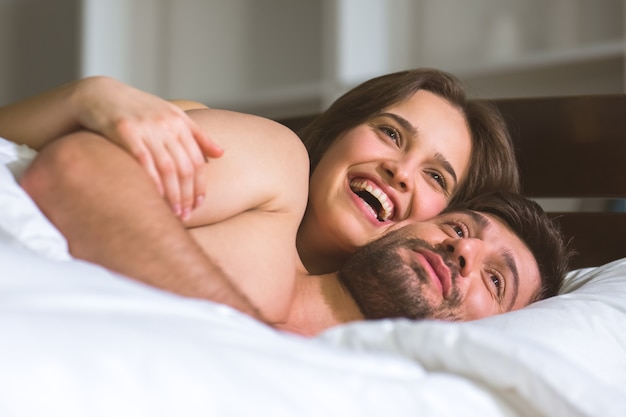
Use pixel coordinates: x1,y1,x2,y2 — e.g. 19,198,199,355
338,232,464,321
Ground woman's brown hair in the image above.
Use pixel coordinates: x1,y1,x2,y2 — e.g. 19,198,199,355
298,68,520,204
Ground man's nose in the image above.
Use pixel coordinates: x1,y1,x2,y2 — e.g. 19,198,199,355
443,237,485,277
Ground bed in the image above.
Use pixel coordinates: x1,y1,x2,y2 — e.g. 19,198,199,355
0,95,625,417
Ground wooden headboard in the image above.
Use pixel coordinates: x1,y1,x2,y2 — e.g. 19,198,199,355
494,96,626,269
278,95,626,270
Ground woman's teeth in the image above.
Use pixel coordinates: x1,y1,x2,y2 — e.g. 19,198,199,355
350,178,394,221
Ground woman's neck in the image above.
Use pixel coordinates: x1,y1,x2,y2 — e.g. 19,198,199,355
296,223,349,275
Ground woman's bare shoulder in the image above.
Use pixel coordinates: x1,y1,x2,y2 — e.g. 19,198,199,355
188,108,309,196
189,108,306,160
184,108,309,223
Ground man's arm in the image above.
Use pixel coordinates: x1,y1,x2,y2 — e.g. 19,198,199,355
19,131,263,320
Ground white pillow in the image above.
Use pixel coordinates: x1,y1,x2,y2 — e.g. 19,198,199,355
0,136,37,178
0,137,70,260
321,257,626,416
473,257,626,389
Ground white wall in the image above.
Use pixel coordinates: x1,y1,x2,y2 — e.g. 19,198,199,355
78,0,323,117
0,0,80,105
1,0,624,118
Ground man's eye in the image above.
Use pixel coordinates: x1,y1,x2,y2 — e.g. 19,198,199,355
488,272,505,298
452,224,464,238
490,274,501,289
442,221,468,238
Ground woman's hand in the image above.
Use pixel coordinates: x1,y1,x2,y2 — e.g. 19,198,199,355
75,77,221,219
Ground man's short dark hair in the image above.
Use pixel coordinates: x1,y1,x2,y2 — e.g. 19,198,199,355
445,191,572,301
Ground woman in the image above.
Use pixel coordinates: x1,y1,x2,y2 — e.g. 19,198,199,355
1,69,518,276
295,69,518,273
167,70,518,273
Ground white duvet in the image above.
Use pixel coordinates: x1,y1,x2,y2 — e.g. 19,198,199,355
1,138,625,417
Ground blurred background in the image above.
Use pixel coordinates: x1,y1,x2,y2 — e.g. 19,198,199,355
0,0,624,119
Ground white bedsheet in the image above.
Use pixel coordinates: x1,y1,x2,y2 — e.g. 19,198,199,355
1,137,625,417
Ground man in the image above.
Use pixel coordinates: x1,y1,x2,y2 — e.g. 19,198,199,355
19,109,569,336
278,191,569,335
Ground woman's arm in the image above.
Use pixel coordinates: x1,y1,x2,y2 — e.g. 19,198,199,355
0,76,219,216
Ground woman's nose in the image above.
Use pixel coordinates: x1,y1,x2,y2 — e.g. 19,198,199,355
382,159,413,191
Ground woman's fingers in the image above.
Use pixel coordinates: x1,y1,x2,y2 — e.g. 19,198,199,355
109,112,219,218
75,77,222,216
133,143,164,197
180,128,212,211
140,130,211,219
193,124,224,159
193,164,207,209
164,137,197,219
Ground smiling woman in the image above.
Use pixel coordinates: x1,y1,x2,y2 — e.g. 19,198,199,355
1,69,516,280
300,90,472,275
296,70,517,275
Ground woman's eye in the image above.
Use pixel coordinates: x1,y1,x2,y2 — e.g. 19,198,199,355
429,171,447,191
380,126,400,145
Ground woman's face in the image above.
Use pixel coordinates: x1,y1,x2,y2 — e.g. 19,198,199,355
299,90,472,271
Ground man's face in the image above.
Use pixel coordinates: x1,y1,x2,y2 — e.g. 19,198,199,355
338,210,541,321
